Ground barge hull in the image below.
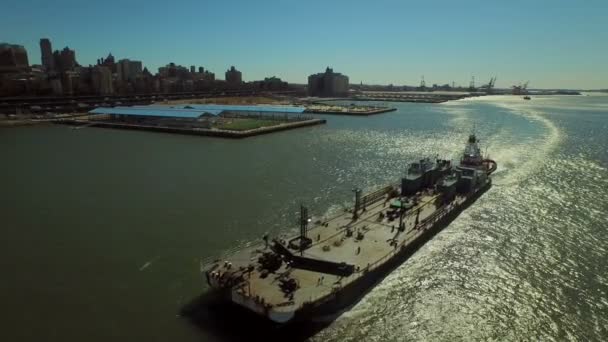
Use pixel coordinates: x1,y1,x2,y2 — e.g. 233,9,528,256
294,180,491,321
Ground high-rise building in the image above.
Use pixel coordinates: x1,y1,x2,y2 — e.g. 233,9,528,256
116,59,143,82
103,53,115,65
253,76,288,91
158,63,189,79
307,67,349,97
97,53,117,73
61,70,78,95
190,65,196,73
203,70,215,81
57,46,77,71
40,38,54,71
116,59,130,82
129,60,142,76
49,75,63,95
92,66,113,95
0,43,30,73
225,66,242,85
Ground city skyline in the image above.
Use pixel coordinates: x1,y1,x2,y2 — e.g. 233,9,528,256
2,0,607,88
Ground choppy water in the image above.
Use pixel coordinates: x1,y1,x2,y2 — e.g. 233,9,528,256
313,95,608,341
1,94,607,341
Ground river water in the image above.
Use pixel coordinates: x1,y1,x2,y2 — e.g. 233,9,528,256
1,95,607,341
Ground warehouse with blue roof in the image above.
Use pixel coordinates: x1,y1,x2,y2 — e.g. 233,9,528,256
87,104,309,130
60,103,327,138
90,104,306,118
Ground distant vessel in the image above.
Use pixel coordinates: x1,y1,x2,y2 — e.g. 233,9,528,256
204,134,497,323
523,96,531,100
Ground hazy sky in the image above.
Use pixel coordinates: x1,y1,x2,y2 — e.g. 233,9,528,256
3,0,607,88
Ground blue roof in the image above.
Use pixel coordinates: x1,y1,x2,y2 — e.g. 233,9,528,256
89,107,223,118
135,104,306,114
89,104,306,118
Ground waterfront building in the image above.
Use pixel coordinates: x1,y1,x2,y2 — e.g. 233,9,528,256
40,38,54,71
253,76,288,91
203,70,215,81
92,66,113,95
158,62,190,79
116,59,129,82
97,53,117,73
0,43,30,73
49,75,63,95
116,59,142,82
56,46,77,71
61,70,78,95
129,60,142,77
307,67,349,97
225,66,242,85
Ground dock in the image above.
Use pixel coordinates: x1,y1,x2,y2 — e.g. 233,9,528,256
304,105,396,116
54,104,326,138
351,91,476,103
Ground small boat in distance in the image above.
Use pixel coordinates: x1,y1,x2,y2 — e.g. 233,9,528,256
523,96,531,100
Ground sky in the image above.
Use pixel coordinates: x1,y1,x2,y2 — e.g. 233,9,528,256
2,0,607,89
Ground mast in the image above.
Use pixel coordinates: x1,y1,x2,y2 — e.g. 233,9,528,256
299,205,310,255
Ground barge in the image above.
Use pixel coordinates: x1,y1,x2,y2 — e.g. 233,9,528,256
203,134,497,323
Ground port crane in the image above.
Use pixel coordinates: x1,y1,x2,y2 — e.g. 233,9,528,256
468,76,476,91
512,81,529,95
418,75,426,91
478,76,497,94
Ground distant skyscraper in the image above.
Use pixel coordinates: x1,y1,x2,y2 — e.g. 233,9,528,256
116,59,129,82
254,76,288,91
116,59,143,82
40,38,54,71
307,67,349,97
57,46,77,71
104,53,115,65
203,70,215,81
0,43,30,73
98,53,117,73
92,66,114,95
225,66,242,85
190,65,195,73
129,60,142,75
158,62,190,79
61,71,77,95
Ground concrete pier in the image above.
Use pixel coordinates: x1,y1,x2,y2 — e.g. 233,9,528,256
305,106,396,116
352,91,476,103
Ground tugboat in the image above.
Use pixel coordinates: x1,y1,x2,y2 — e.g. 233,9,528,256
203,134,496,324
523,95,531,100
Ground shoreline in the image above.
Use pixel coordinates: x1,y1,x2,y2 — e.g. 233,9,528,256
0,119,45,127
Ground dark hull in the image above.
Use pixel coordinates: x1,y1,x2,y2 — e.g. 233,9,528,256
293,180,492,322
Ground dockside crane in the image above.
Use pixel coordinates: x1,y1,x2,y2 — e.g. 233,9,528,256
512,81,529,95
468,75,476,91
418,75,426,91
479,76,497,94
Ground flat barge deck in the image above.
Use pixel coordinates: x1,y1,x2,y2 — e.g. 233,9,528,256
208,190,479,321
204,134,496,323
